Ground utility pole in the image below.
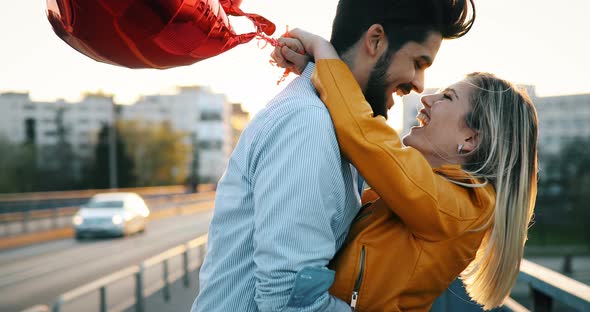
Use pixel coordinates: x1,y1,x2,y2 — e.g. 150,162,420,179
108,100,118,189
190,133,200,193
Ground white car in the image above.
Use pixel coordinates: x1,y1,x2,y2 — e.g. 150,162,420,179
73,192,150,239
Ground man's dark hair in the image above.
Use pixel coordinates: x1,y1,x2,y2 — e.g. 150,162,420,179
330,0,475,55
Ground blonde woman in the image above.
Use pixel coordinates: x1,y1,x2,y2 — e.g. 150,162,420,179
273,29,538,311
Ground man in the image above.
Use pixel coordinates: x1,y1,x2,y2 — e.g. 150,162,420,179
192,1,475,311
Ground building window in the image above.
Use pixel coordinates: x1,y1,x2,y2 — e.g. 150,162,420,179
201,112,222,121
199,141,212,149
25,118,36,143
199,140,223,150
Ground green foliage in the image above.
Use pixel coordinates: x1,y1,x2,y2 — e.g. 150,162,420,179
117,120,191,186
532,137,590,247
0,137,38,193
85,123,136,188
0,117,193,193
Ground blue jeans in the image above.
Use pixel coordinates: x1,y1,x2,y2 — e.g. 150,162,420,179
430,279,508,312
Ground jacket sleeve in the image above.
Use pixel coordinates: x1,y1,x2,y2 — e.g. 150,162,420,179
251,104,353,312
312,59,486,241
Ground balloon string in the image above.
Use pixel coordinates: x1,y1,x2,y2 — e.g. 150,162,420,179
256,32,280,49
256,26,293,85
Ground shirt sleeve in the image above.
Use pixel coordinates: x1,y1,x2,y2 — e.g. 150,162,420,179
312,59,489,242
250,104,353,312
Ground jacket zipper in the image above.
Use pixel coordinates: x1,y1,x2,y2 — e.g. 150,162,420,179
352,210,373,224
350,245,366,309
352,202,373,224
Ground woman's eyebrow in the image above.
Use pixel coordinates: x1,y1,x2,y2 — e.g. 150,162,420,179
443,87,459,100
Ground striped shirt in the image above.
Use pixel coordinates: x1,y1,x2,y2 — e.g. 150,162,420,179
191,63,362,312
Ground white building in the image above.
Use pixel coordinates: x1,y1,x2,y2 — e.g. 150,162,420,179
0,92,33,143
535,93,590,155
0,92,114,174
0,86,232,183
120,86,232,182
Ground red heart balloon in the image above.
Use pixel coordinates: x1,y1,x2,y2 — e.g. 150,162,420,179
220,0,243,13
46,0,276,69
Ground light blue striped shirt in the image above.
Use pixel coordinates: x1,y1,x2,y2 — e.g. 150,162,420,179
192,63,362,312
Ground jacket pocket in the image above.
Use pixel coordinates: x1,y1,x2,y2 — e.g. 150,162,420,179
350,245,366,309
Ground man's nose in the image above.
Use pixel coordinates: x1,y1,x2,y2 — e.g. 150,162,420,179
412,70,425,94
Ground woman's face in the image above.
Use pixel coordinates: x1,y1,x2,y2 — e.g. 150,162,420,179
402,80,477,167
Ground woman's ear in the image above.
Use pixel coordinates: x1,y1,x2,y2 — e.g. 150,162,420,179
363,24,387,59
460,131,478,154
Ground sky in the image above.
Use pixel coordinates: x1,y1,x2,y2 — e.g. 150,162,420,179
1,0,589,129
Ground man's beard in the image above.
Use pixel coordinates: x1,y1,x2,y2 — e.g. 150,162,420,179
364,52,392,119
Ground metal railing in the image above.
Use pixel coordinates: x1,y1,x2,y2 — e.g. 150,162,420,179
22,236,589,312
435,258,590,312
49,234,207,312
0,184,216,222
0,184,215,203
513,258,590,311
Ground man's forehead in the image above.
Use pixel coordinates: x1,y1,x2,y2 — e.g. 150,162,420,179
414,33,442,62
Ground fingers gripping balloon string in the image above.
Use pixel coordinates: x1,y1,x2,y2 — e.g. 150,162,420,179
256,26,303,85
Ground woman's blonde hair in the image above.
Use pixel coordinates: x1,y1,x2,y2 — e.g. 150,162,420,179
459,72,538,309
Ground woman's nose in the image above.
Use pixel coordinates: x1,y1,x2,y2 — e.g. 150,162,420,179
420,94,434,108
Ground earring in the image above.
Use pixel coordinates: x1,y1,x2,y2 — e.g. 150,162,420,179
457,144,464,154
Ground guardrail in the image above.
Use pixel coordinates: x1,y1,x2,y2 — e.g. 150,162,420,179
0,184,216,218
0,184,215,203
514,259,590,311
0,192,216,237
49,234,207,312
434,258,590,312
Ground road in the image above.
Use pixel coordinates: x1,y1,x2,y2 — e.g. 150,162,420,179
0,207,214,312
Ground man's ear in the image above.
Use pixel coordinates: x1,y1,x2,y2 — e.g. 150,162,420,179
363,24,387,60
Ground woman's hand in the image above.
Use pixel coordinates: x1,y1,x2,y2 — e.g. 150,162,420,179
287,28,339,61
270,36,309,75
270,28,339,75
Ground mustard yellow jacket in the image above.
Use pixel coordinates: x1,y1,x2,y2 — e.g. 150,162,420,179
312,60,496,312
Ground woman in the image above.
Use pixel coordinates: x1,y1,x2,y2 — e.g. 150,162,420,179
272,29,538,311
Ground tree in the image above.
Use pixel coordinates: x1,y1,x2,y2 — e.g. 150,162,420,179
535,137,590,246
0,136,38,193
187,134,200,193
86,123,136,188
117,120,191,186
48,107,77,190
